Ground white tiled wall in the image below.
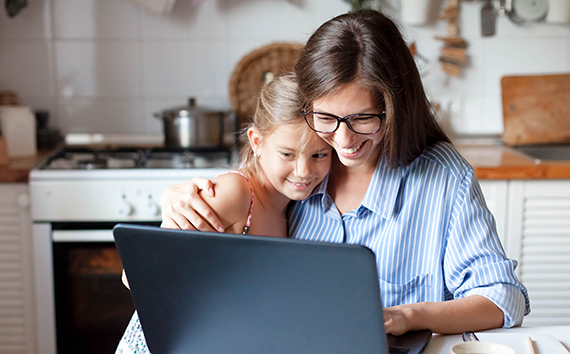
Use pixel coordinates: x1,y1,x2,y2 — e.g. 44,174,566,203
1,0,569,136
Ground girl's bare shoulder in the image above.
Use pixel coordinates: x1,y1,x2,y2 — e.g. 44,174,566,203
200,172,253,232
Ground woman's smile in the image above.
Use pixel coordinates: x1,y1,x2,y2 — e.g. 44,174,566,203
338,140,367,156
313,83,383,169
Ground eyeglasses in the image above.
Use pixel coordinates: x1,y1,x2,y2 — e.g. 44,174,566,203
301,108,386,135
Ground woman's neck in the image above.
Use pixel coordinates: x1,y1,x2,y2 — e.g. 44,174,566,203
332,145,380,178
327,149,379,215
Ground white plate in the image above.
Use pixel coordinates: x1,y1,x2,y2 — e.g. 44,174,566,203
450,341,516,354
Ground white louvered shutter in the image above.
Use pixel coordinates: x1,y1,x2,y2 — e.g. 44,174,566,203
0,184,36,354
519,181,570,326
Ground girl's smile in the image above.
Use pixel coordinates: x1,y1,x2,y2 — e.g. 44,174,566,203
252,123,332,202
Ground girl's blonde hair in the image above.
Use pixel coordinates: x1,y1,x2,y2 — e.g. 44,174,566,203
239,72,314,181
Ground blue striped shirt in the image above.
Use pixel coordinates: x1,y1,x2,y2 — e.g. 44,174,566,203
289,142,530,327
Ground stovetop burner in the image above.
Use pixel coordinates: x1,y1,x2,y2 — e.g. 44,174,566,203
39,146,234,170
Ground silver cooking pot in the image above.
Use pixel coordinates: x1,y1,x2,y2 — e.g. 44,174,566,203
154,98,225,148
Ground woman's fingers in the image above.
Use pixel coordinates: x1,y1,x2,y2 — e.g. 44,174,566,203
161,198,223,232
159,178,224,232
121,269,130,290
167,202,208,230
160,215,183,230
192,177,215,197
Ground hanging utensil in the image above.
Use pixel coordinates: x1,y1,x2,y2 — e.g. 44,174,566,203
481,0,497,36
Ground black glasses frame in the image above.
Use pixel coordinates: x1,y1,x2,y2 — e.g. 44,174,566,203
301,108,386,135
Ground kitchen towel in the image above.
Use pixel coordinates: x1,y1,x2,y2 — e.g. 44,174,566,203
0,106,36,157
547,0,570,23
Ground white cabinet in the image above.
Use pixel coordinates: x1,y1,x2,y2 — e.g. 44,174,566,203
480,180,570,326
0,184,36,354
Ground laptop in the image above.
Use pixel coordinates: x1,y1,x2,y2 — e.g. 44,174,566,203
113,224,431,354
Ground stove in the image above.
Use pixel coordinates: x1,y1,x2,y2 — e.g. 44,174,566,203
29,144,235,354
30,146,234,222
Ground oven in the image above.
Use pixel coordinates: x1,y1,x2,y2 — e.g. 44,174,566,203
29,145,233,354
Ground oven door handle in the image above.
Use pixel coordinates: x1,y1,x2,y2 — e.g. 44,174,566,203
52,230,115,242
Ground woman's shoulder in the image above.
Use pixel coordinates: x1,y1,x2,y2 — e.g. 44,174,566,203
201,171,254,232
416,141,474,181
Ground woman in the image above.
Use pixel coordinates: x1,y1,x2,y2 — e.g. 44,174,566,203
159,10,529,335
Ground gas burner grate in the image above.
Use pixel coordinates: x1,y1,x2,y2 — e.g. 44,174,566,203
39,146,234,170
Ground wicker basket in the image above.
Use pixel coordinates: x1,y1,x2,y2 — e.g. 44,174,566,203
229,42,304,126
0,91,19,106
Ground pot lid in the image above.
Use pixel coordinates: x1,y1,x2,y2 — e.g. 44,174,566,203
159,97,222,118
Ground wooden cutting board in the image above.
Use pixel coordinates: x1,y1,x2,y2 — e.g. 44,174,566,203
502,74,570,146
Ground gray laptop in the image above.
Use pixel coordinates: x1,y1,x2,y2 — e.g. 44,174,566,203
114,224,431,354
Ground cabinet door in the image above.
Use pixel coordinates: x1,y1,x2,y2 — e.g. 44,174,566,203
0,184,36,354
516,180,570,326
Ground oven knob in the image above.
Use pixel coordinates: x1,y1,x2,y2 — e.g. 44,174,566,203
118,199,133,216
146,197,160,216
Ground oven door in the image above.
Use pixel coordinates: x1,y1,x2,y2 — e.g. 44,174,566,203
34,222,159,354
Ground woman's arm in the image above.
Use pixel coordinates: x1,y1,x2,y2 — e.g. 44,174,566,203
384,165,528,335
160,177,225,232
383,295,504,335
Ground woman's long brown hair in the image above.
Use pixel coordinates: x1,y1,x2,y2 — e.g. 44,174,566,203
295,9,450,168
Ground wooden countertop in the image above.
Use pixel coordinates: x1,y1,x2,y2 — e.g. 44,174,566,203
0,149,56,183
457,144,570,179
1,144,569,183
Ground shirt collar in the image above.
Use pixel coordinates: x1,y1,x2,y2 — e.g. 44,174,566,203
312,172,329,196
301,159,405,219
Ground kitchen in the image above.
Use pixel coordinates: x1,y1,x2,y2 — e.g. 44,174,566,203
1,0,570,353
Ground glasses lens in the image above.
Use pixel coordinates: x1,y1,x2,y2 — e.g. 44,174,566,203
305,113,338,133
347,114,382,134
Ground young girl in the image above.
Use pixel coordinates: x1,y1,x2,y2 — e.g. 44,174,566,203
116,73,332,354
159,10,529,336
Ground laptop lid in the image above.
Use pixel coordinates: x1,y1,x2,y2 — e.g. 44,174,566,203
114,224,430,354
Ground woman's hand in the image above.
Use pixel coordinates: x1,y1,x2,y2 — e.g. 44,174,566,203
383,295,504,335
121,269,130,290
383,305,412,335
160,178,224,232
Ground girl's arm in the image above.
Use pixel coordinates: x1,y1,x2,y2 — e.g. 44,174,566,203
160,177,225,232
383,295,504,335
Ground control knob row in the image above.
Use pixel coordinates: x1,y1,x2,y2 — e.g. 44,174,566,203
118,195,160,217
